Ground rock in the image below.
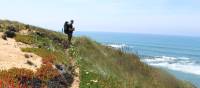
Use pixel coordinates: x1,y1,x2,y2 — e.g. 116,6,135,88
1,34,7,40
24,54,30,58
26,60,34,66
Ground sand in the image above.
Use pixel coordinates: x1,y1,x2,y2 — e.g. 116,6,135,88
69,57,80,88
0,33,42,72
70,67,80,88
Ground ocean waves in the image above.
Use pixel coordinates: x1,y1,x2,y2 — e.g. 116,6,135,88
106,43,200,59
107,43,200,75
141,56,200,76
107,44,127,49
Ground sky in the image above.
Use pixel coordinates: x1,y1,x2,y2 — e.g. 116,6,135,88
0,0,200,36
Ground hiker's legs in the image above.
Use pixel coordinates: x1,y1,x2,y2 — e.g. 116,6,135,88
68,33,72,44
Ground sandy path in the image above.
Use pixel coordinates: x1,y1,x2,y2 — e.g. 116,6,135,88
0,33,42,72
70,67,80,88
69,56,80,88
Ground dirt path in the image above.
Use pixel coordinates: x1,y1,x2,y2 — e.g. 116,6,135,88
68,56,80,88
71,67,80,88
0,33,42,72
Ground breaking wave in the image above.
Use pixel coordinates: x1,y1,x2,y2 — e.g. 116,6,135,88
141,56,200,75
107,44,200,76
107,44,127,49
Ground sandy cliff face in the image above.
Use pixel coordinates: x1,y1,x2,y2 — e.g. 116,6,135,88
0,33,42,72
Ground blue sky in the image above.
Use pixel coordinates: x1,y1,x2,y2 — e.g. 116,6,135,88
0,0,200,36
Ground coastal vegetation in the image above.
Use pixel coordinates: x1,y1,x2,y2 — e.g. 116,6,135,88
0,20,196,88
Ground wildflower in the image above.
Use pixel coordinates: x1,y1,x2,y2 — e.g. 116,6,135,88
87,83,90,85
86,72,89,74
90,80,98,83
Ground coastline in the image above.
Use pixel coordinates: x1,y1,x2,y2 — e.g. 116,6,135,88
75,31,200,88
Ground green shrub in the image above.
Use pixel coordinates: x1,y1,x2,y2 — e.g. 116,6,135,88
15,34,36,44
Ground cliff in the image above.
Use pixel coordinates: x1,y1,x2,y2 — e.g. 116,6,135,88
0,20,196,88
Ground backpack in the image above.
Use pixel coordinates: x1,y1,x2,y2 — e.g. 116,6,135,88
64,22,69,34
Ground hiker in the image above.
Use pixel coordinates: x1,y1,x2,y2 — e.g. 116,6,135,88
64,20,75,46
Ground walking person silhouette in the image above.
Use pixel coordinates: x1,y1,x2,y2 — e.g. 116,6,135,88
64,20,75,47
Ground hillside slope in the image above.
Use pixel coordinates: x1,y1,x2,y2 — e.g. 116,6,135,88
0,20,76,88
0,20,196,88
73,37,196,88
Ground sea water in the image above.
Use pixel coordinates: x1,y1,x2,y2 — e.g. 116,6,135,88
75,31,200,87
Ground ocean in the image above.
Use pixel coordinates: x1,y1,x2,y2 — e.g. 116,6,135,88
74,31,200,88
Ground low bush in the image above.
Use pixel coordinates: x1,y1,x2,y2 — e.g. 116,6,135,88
15,34,36,44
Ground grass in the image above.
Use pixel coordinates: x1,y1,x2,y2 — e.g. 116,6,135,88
21,48,69,65
15,34,36,44
73,37,195,88
0,19,196,88
15,31,70,65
